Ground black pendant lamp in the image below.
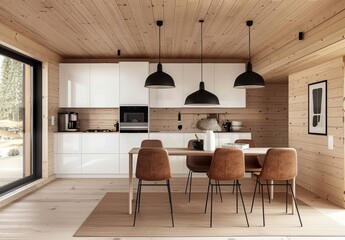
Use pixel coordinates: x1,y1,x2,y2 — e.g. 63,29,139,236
185,20,220,105
145,20,175,88
234,20,265,89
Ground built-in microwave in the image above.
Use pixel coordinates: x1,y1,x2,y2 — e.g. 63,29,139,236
119,106,148,133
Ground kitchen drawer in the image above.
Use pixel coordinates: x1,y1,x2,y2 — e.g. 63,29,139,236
82,154,119,174
54,153,82,173
55,133,82,153
119,133,148,153
82,133,119,153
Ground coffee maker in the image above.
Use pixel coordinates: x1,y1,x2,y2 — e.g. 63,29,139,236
58,112,79,132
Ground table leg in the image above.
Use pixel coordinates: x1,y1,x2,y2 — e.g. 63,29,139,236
129,153,133,215
292,177,296,215
270,180,274,200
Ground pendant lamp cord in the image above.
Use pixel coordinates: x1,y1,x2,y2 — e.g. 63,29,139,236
200,20,203,82
159,24,161,63
248,23,251,62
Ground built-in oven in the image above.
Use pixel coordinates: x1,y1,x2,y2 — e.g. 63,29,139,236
119,106,148,133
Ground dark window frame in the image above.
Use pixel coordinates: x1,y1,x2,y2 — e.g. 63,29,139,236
0,45,42,196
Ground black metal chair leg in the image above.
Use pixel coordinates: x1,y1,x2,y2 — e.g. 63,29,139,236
250,176,259,213
289,184,303,227
188,172,193,202
232,180,235,194
137,181,142,213
261,183,265,227
210,183,214,228
204,179,211,213
133,180,141,227
236,181,238,214
217,181,223,202
184,171,191,194
285,180,288,213
166,179,174,227
266,180,271,203
238,180,250,227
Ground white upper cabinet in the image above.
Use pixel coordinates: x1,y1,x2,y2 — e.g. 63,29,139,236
59,63,119,108
59,64,90,108
119,62,149,105
214,63,246,107
149,63,183,107
89,64,119,107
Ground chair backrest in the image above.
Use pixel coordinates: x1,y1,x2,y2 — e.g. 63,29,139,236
260,148,297,181
235,139,261,170
141,139,163,148
186,140,212,169
135,148,171,181
208,148,245,181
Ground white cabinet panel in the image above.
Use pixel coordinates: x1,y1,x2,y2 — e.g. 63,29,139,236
149,64,183,107
214,63,246,107
89,64,119,107
55,154,82,173
119,153,137,174
56,133,82,153
82,154,119,173
119,133,148,153
59,64,90,107
119,62,149,105
82,133,119,153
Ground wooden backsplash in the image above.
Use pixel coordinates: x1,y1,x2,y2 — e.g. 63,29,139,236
59,108,118,131
150,83,288,147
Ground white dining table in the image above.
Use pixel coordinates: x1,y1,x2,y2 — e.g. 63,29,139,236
127,147,296,214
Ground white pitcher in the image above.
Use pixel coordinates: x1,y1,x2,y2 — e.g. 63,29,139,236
204,130,215,151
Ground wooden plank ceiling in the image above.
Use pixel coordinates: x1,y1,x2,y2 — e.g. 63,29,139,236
0,0,344,80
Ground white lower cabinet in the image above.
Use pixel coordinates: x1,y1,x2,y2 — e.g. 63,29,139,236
82,154,119,174
119,133,148,174
55,153,82,174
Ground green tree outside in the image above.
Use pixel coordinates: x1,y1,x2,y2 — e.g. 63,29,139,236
0,57,23,121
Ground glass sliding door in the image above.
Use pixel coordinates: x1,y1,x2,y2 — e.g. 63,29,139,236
0,46,41,195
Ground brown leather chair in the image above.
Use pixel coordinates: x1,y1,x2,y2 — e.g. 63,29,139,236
250,148,302,227
204,148,249,227
141,139,163,148
235,139,270,200
133,148,174,227
185,140,222,202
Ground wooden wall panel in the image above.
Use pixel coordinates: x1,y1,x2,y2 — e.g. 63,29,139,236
150,83,288,147
288,57,345,208
0,21,62,179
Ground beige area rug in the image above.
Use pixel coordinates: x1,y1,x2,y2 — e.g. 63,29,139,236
75,191,345,237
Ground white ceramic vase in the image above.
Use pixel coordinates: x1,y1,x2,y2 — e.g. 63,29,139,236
204,130,215,151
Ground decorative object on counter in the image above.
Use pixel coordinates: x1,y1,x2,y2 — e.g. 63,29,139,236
114,121,119,132
144,20,175,89
222,143,249,149
222,120,232,132
231,121,244,131
196,118,221,131
184,20,220,105
177,111,182,131
234,20,265,89
204,130,215,151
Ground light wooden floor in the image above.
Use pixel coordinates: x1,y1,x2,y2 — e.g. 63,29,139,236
0,177,345,240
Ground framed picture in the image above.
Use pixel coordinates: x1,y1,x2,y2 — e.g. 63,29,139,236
308,80,327,135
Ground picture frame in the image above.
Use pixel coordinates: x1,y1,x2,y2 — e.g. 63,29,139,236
308,80,327,135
